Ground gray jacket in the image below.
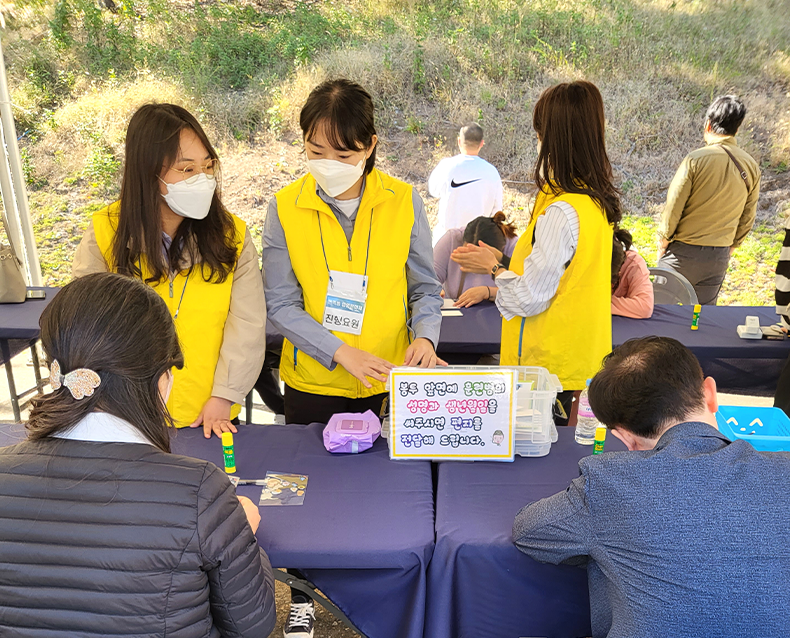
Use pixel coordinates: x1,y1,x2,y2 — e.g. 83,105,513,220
513,421,790,638
0,438,276,637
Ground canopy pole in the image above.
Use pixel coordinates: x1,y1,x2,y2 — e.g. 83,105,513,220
0,32,42,285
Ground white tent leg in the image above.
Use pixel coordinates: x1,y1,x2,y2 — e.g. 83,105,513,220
0,33,42,286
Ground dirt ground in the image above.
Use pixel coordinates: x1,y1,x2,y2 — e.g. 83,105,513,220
212,127,790,249
271,576,358,637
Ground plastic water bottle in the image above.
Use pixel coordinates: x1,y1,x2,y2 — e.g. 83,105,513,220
575,379,598,445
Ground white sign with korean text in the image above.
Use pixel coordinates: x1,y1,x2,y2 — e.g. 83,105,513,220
389,368,518,461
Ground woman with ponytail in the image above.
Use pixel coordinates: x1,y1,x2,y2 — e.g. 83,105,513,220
0,273,275,637
434,212,519,307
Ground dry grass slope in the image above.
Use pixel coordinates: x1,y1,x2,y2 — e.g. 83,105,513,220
6,0,790,304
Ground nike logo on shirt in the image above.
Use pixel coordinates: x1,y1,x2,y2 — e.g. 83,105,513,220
450,179,481,188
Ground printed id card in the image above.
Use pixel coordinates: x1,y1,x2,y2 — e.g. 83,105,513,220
323,270,367,336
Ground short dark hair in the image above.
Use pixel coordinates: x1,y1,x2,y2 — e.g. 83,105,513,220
27,273,184,452
588,337,706,438
706,95,746,136
460,122,483,146
300,78,377,175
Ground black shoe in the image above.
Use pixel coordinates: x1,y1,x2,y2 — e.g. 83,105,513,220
283,599,315,638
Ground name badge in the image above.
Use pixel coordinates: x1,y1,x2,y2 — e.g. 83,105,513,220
323,270,367,336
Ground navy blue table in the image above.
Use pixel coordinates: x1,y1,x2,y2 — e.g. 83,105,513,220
426,426,627,638
437,303,790,395
0,287,60,420
178,424,434,638
0,423,435,638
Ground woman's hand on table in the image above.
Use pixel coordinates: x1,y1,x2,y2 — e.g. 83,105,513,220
190,396,236,439
237,495,261,534
451,243,500,274
404,338,448,368
334,343,394,388
455,286,491,308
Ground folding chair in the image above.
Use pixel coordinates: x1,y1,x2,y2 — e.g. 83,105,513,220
648,267,699,305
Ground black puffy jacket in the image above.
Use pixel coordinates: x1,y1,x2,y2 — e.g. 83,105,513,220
0,437,276,637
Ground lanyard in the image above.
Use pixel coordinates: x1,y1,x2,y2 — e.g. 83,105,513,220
317,208,374,279
138,257,189,319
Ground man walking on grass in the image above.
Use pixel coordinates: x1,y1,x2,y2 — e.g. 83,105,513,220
657,94,760,304
428,122,503,245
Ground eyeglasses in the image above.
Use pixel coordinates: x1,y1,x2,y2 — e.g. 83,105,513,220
168,159,219,184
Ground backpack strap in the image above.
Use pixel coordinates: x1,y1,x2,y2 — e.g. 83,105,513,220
721,145,751,192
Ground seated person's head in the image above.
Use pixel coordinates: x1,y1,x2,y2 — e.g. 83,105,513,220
463,212,517,253
588,337,718,451
28,273,184,451
458,122,484,153
610,227,633,291
705,95,746,137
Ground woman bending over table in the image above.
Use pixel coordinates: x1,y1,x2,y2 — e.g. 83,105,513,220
452,80,619,423
72,103,266,438
262,78,444,427
0,272,275,637
611,227,654,319
434,212,518,308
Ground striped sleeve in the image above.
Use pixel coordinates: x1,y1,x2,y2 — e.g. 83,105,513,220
776,226,790,325
495,202,579,320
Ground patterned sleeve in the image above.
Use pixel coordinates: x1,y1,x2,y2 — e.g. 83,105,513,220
775,224,790,325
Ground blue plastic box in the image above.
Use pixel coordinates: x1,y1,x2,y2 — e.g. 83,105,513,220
716,406,790,452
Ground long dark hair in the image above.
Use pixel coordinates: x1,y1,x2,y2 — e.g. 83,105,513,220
300,79,377,175
532,81,622,226
113,103,238,285
463,212,518,251
27,273,184,452
611,228,634,290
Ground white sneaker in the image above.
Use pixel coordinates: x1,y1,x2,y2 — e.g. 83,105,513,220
283,600,315,638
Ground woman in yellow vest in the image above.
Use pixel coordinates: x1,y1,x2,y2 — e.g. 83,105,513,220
72,103,266,438
262,78,444,428
452,81,619,423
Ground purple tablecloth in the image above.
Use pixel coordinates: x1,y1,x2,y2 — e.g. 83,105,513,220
172,425,434,638
0,423,435,638
437,303,790,394
426,427,627,638
0,288,60,339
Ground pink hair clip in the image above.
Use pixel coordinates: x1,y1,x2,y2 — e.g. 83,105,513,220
50,360,101,400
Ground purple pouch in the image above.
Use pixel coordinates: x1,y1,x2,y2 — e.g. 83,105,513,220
323,410,381,454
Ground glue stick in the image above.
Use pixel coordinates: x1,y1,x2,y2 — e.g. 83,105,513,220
222,432,236,474
691,304,702,331
593,426,607,455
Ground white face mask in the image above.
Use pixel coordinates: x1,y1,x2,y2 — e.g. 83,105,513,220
307,157,365,198
159,173,216,220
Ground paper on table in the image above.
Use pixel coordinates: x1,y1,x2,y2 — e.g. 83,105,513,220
441,309,463,317
258,471,309,506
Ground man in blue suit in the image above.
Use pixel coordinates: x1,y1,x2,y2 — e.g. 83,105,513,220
513,336,790,638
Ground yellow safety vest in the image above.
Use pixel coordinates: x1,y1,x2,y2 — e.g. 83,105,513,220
277,169,414,398
92,203,245,426
500,188,613,390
